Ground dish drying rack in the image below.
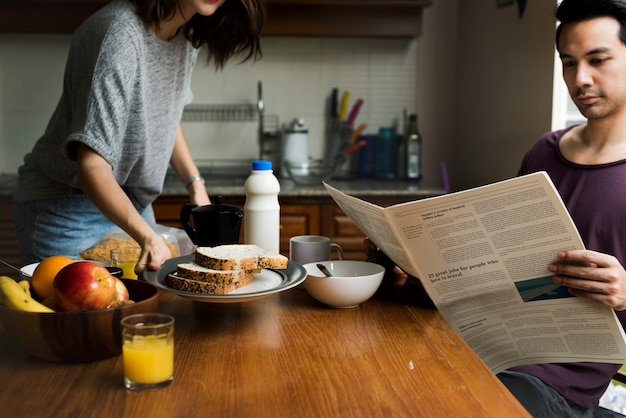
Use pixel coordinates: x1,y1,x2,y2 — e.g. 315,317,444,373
181,104,258,122
181,81,277,160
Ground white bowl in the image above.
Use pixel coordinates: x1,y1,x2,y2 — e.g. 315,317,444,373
303,260,385,308
284,160,335,185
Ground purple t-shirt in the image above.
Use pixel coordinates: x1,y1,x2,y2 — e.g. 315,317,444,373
512,126,626,409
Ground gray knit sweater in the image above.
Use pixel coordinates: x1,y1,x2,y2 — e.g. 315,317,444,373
14,0,197,210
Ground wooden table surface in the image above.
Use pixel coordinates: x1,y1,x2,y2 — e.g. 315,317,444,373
0,276,529,418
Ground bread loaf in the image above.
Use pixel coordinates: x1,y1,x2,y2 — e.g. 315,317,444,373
195,244,288,271
166,244,287,295
176,262,260,285
167,273,254,295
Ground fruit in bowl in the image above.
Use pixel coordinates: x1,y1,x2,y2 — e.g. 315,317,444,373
0,277,159,362
31,255,74,300
53,261,118,311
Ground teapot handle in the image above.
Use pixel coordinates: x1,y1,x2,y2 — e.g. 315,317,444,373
180,203,198,245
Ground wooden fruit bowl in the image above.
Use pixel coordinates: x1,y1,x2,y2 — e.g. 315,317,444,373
0,279,159,362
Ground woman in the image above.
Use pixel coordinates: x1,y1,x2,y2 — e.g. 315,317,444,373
12,0,266,276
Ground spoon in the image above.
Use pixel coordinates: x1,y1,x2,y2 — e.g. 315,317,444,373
316,263,333,277
0,259,28,277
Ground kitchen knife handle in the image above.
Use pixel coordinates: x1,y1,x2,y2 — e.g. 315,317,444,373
330,88,338,118
338,91,350,121
346,98,364,127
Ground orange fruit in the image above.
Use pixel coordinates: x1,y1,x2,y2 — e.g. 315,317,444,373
31,255,74,300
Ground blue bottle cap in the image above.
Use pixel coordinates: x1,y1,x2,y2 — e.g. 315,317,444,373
252,160,272,171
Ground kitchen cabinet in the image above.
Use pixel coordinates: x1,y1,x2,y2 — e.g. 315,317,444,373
0,0,432,37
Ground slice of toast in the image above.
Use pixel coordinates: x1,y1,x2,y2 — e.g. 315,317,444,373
195,244,288,271
176,262,260,285
167,273,254,295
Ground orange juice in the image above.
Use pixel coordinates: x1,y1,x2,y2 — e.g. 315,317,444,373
115,261,138,280
110,247,140,279
123,335,173,384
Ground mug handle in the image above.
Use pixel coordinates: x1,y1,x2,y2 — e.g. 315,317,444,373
180,203,198,245
331,243,344,260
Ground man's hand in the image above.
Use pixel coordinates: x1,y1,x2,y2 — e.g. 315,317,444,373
364,238,402,274
550,249,626,310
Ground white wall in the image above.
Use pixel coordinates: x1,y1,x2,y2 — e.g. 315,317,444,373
0,33,418,175
417,0,458,189
449,0,557,190
0,34,69,173
184,37,418,163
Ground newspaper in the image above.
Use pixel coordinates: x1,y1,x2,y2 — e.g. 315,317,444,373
324,172,626,373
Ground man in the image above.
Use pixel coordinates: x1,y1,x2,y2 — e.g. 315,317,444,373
495,0,626,416
368,0,626,416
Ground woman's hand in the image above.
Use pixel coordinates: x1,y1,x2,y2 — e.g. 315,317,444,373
549,249,626,310
135,233,172,277
76,144,171,277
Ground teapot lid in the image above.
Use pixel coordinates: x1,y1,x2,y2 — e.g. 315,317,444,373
284,118,308,134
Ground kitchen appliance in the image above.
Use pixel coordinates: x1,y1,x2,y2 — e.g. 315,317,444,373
180,196,243,247
280,118,309,178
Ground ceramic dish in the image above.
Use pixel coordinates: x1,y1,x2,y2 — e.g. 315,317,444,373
20,260,108,280
144,255,306,303
19,262,38,279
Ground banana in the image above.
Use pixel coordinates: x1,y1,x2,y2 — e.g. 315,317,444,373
17,279,31,296
0,276,54,313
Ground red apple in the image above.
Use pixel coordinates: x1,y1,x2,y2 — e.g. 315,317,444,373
53,261,116,311
112,277,130,303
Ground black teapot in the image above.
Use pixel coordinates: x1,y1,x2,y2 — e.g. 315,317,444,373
180,196,243,247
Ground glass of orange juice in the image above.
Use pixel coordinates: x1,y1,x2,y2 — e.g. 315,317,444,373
110,247,141,279
121,313,174,391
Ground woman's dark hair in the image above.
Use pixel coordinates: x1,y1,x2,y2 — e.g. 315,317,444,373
130,0,266,69
555,0,626,51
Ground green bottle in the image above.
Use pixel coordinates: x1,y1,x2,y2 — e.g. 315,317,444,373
406,114,422,179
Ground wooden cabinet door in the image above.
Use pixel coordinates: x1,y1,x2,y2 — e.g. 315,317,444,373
279,204,320,256
320,204,367,261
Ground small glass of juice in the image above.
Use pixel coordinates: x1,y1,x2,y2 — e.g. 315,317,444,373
121,313,175,391
110,247,141,279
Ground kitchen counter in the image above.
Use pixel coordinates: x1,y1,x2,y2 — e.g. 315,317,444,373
1,172,445,199
163,170,444,198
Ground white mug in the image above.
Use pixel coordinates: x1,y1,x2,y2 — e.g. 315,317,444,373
289,235,344,265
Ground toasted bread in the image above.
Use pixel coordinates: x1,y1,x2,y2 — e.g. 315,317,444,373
195,244,288,271
167,273,254,295
176,261,260,285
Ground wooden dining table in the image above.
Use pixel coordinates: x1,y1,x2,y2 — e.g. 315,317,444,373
0,273,529,418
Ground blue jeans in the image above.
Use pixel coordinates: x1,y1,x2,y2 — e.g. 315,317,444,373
13,193,155,264
497,371,594,418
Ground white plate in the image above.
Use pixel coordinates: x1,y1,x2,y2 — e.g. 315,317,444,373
20,262,38,279
144,255,306,303
20,260,107,280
